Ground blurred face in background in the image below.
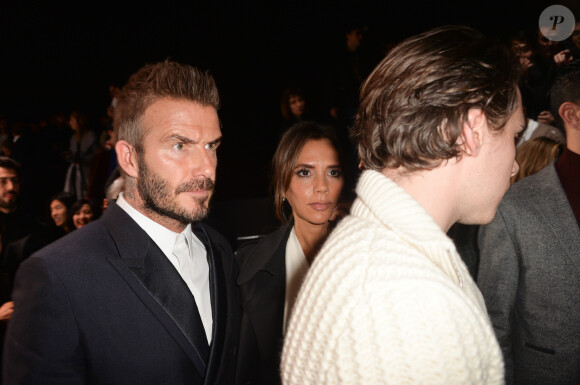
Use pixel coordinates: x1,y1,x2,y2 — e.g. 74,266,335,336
537,30,559,59
69,115,79,131
346,28,363,51
289,95,305,118
50,199,68,227
572,22,580,51
0,167,19,214
285,139,344,228
511,40,533,71
73,203,94,229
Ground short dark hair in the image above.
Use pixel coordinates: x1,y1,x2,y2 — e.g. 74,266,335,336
353,25,520,172
0,156,22,176
550,60,580,129
113,60,219,154
271,121,346,224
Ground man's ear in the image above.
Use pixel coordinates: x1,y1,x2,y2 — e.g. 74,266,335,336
115,140,139,178
559,102,580,129
460,108,487,157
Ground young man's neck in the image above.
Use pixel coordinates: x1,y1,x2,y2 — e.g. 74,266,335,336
382,164,458,232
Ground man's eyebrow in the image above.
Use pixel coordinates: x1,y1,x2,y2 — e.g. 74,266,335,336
208,136,223,145
168,135,223,145
169,134,195,144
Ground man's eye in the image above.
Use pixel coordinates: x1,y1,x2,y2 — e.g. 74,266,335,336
173,143,185,151
205,142,219,151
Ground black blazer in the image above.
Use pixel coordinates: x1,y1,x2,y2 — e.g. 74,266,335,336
235,225,292,385
2,201,240,385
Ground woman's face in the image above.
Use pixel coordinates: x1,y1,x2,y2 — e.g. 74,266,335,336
289,95,305,118
50,199,68,227
69,116,78,131
285,139,344,228
73,203,94,229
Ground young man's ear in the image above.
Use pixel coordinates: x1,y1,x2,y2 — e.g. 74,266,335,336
460,108,487,156
559,102,580,129
115,140,139,178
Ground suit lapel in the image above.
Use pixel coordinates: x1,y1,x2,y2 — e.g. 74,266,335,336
102,203,209,377
127,243,211,364
193,223,226,385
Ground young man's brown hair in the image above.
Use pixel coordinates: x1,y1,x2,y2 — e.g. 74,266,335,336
353,25,520,172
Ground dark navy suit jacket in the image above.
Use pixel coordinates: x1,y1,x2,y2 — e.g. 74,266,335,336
2,201,240,385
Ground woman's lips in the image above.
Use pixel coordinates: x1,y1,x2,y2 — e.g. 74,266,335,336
309,202,332,211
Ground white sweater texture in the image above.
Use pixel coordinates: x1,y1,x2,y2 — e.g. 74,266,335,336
281,170,504,385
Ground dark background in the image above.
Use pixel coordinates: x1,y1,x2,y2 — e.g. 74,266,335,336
0,0,576,201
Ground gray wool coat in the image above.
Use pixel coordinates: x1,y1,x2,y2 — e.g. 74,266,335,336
478,163,580,385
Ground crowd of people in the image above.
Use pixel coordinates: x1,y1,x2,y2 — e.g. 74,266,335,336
0,20,578,385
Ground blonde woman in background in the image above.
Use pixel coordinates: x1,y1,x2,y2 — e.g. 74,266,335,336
511,136,563,184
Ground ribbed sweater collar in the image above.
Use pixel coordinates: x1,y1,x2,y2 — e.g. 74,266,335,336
351,170,471,291
352,170,450,243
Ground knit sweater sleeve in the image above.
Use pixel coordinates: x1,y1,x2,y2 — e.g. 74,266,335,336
281,218,503,385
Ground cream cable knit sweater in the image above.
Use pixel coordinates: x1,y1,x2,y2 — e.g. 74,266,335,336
281,170,503,385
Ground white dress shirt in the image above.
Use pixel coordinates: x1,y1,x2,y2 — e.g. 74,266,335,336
116,193,213,343
283,227,309,334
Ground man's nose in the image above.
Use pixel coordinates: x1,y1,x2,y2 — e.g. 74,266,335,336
192,148,217,178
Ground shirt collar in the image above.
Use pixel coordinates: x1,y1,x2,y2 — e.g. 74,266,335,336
115,193,192,258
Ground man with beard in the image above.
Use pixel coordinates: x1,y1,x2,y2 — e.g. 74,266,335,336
0,157,34,317
3,61,240,385
0,158,27,258
0,157,53,380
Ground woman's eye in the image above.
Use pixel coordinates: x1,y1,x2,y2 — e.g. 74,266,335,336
328,168,342,178
296,168,310,177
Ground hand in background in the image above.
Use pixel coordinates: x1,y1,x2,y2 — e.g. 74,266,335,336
553,49,573,66
537,110,555,125
0,301,14,321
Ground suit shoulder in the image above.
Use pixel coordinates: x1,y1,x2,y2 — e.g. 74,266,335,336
501,164,558,206
235,226,288,260
235,226,290,284
30,221,110,262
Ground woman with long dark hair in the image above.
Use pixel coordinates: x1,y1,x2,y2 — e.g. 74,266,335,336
235,122,350,385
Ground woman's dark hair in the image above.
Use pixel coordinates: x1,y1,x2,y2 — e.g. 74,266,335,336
271,121,347,223
51,191,76,208
69,198,102,228
70,109,90,142
49,191,76,232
